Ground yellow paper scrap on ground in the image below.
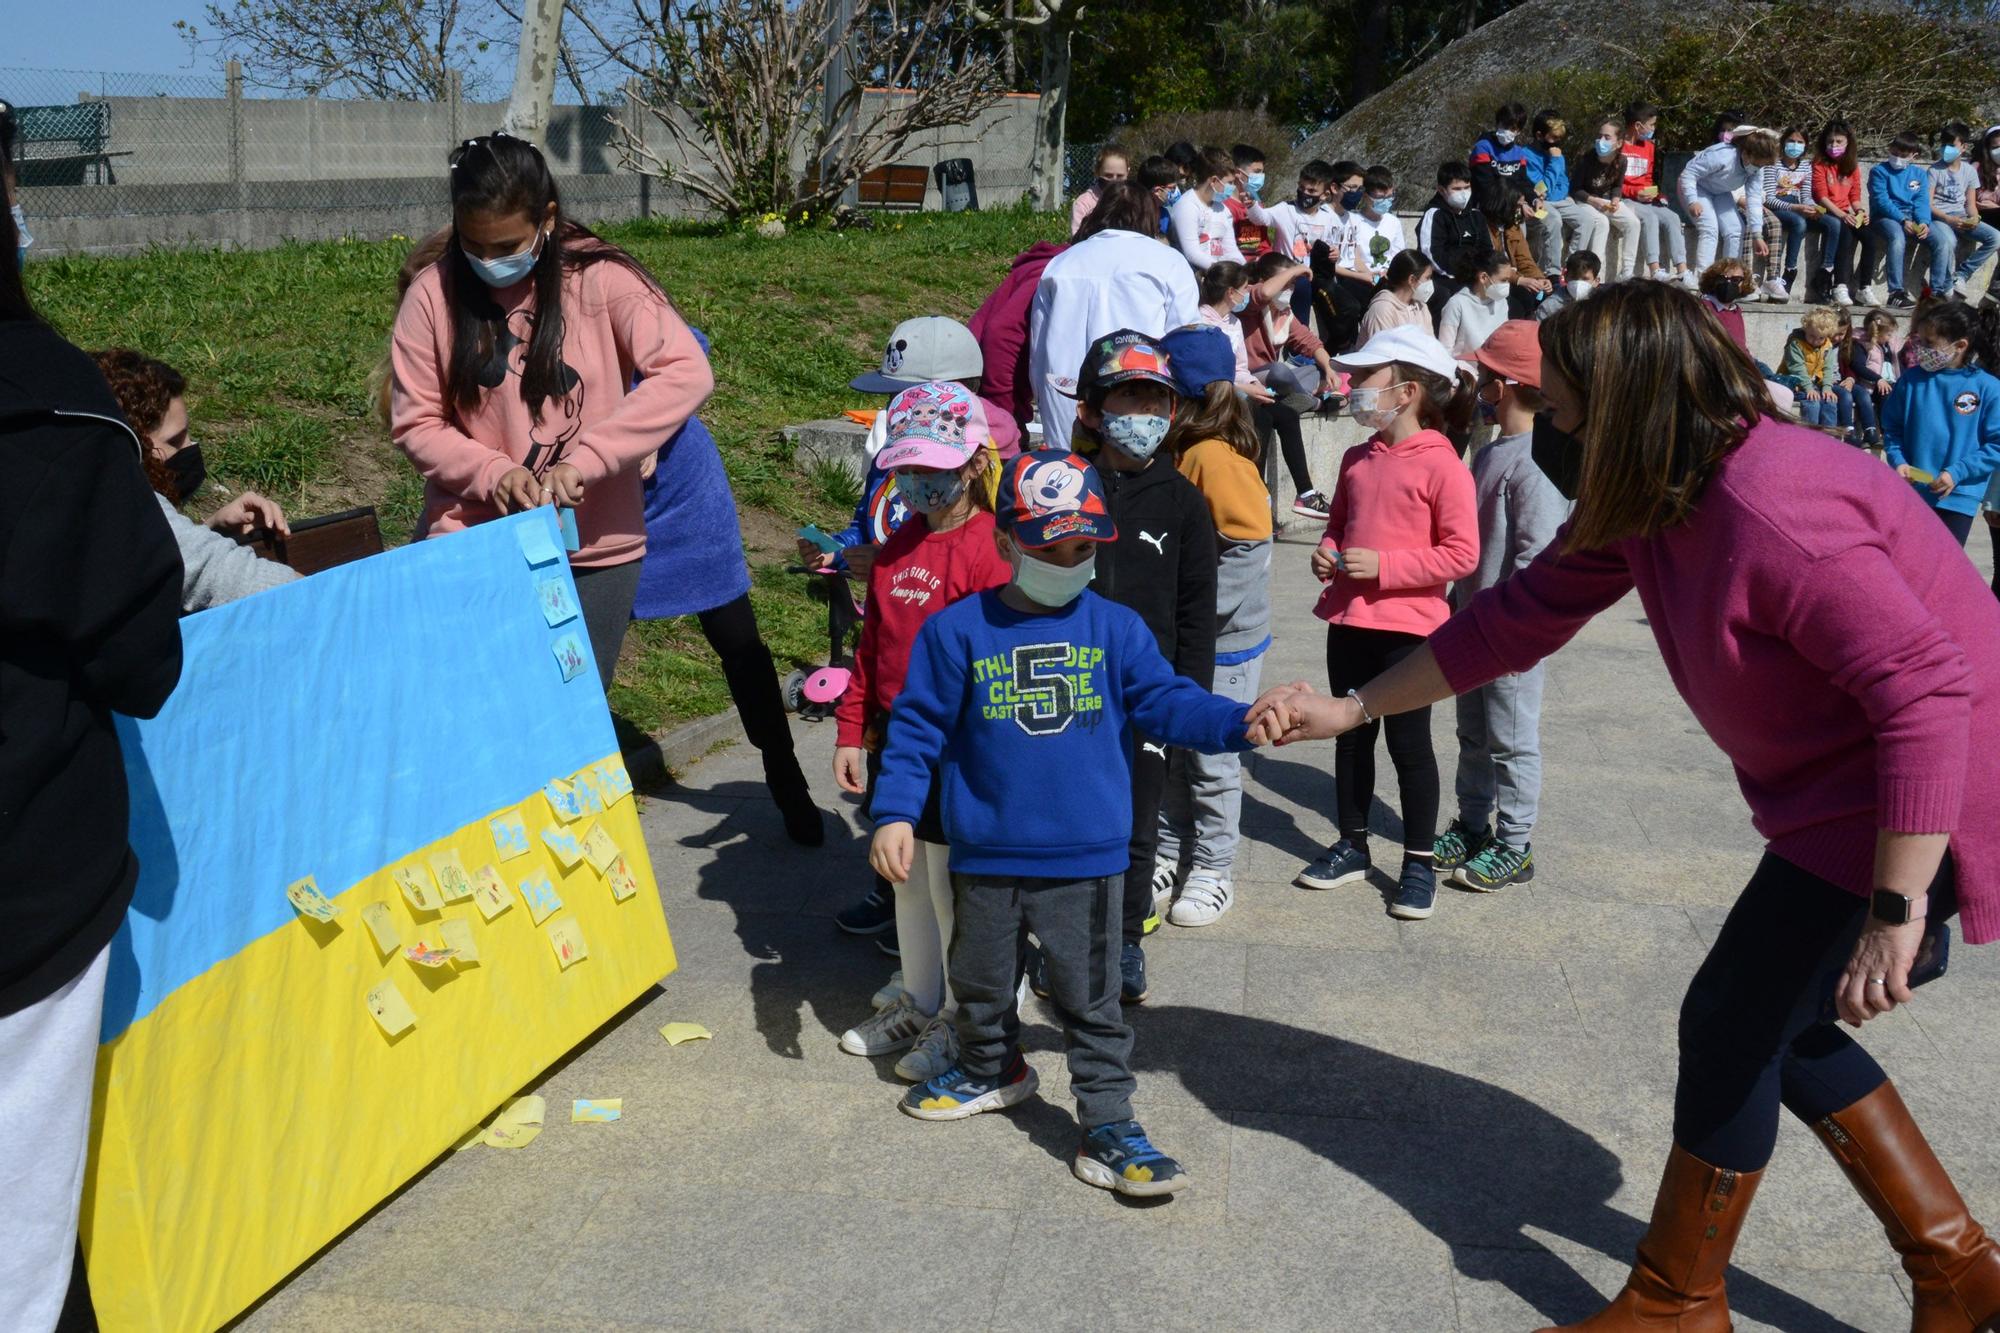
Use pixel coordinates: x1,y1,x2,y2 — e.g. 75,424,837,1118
658,1022,712,1046
546,917,588,969
480,1095,546,1149
392,865,441,913
365,979,417,1036
517,873,562,925
605,855,639,902
284,875,340,923
580,822,621,875
360,903,400,956
571,1099,622,1123
470,865,513,921
438,917,478,964
428,849,475,902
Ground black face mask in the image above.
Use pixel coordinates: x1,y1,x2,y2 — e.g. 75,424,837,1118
1531,412,1583,501
1716,278,1747,303
165,443,207,504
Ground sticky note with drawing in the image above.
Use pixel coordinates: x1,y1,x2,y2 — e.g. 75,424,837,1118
470,865,513,921
517,873,562,925
489,809,532,861
535,574,580,627
438,917,479,964
365,979,417,1036
596,762,634,805
571,1099,621,1123
543,778,584,823
428,850,475,902
285,875,340,923
392,865,441,913
540,825,585,870
605,855,639,902
580,822,621,875
403,942,459,968
551,633,589,683
360,903,400,956
481,1095,545,1149
546,917,588,969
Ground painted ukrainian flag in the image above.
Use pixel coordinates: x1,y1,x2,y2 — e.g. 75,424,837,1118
82,511,676,1332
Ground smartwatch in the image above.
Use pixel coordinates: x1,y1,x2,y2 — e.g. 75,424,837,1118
1870,890,1929,926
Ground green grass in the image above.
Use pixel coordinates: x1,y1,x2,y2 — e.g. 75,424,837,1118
28,208,1064,733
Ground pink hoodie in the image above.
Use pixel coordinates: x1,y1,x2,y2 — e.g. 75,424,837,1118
390,247,714,568
1315,428,1480,635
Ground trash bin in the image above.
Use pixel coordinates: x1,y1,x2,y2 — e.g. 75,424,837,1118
934,158,978,213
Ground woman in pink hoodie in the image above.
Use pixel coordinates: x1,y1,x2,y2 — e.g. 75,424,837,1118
391,132,714,690
1294,325,1479,922
1258,283,2000,1333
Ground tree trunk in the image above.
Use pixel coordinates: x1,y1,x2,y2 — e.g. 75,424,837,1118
502,0,564,145
1002,0,1017,86
1350,0,1391,101
1033,20,1071,210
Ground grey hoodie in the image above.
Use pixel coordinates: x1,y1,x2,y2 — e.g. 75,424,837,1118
1449,430,1568,609
155,492,297,613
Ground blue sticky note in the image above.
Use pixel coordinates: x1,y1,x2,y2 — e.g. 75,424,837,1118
552,633,589,683
535,574,580,628
516,513,562,567
558,507,581,552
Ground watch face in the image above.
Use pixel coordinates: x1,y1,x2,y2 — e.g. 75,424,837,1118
1872,890,1912,924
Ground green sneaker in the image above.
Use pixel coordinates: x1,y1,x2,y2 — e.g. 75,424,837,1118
1457,840,1534,892
1432,818,1491,872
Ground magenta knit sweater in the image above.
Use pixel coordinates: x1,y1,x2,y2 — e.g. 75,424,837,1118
1429,418,2000,943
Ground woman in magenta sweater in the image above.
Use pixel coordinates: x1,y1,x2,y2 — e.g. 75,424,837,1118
1255,282,2000,1333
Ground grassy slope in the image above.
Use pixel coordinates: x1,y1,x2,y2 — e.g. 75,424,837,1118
30,208,1064,733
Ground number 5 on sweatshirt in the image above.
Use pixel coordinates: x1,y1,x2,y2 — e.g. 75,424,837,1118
870,588,1257,878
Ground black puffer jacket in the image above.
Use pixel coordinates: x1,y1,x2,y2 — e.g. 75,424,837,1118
0,318,184,1015
1088,455,1217,690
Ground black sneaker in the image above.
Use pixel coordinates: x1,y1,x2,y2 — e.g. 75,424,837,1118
1026,943,1051,999
835,885,896,936
1295,838,1371,890
877,934,900,958
1291,489,1332,520
1431,818,1491,872
1388,860,1437,921
1120,941,1148,1004
1457,840,1535,892
1888,291,1917,309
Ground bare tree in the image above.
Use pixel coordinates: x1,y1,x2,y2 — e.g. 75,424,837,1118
177,0,487,99
600,0,1005,221
970,0,1087,211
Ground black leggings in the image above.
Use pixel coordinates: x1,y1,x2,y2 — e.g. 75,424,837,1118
1673,853,1963,1171
1122,739,1168,946
696,592,803,777
1325,623,1439,857
1989,516,1999,599
1255,399,1313,497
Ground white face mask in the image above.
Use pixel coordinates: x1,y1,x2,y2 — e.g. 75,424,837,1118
1486,280,1513,303
1568,279,1594,300
1010,547,1097,607
1887,155,1911,171
1445,188,1472,210
1349,382,1410,432
1414,278,1435,303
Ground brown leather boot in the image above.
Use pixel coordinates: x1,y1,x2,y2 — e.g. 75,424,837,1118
1535,1143,1763,1332
1814,1082,2000,1333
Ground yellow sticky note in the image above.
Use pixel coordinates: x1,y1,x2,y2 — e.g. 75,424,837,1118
471,865,513,921
580,822,621,875
360,903,400,957
544,777,584,822
605,855,639,902
393,865,441,913
540,825,585,870
438,917,479,965
571,1098,622,1123
658,1022,712,1046
403,942,458,968
285,875,340,923
489,809,532,861
480,1095,545,1149
429,850,475,902
365,979,417,1036
546,916,588,969
518,873,562,925
596,762,634,806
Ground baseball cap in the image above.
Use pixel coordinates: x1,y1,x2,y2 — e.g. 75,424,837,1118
1159,324,1236,397
873,381,991,472
1473,320,1543,388
1068,329,1177,404
850,316,983,393
995,450,1116,549
1333,325,1460,383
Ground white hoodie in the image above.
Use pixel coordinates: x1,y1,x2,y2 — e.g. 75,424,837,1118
1168,190,1245,271
1678,142,1764,231
1028,228,1201,449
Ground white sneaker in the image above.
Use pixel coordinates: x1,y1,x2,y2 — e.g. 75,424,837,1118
1677,269,1700,291
1168,872,1235,928
840,995,928,1055
1649,267,1672,283
1150,858,1182,918
871,969,905,1011
1760,277,1788,302
1952,279,1976,301
893,1011,959,1082
1832,284,1855,306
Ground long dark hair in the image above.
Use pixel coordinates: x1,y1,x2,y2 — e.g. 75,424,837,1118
1074,180,1156,241
1979,125,2000,194
1817,119,1859,179
0,101,33,323
1910,297,2000,371
441,132,660,423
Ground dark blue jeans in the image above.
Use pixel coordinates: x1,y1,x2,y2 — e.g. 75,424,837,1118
1774,206,1808,270
1815,212,1877,288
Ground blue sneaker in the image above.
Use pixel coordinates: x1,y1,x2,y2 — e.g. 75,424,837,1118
1120,941,1148,1004
899,1052,1039,1121
1388,859,1437,920
1073,1119,1190,1196
1296,838,1371,890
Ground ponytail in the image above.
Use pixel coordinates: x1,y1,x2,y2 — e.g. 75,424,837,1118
1393,360,1477,448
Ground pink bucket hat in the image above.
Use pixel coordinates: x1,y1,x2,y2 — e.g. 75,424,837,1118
874,381,991,472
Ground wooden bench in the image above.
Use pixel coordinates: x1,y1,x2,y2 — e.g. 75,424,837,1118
802,163,929,211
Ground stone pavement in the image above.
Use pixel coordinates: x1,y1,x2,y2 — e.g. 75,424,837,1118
240,530,2000,1333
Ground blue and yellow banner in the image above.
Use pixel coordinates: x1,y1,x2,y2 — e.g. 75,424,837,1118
81,511,676,1332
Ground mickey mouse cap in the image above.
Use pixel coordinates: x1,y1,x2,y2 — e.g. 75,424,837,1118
996,450,1116,549
850,316,984,393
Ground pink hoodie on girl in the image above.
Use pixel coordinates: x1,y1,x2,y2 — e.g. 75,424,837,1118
1314,428,1479,635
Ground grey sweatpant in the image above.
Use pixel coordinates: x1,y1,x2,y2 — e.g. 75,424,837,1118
1453,663,1546,848
1157,652,1265,874
952,872,1135,1126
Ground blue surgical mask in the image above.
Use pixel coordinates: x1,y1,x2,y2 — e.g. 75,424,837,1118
1011,546,1097,607
1369,194,1395,214
1166,185,1184,207
1783,141,1805,160
1104,410,1171,460
1220,182,1237,201
1595,136,1617,156
1639,128,1654,142
1230,290,1251,314
1246,171,1266,197
1940,144,1962,164
465,230,546,287
893,469,968,516
11,203,31,267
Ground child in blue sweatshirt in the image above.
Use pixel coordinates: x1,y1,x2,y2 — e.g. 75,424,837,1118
870,450,1275,1197
1869,131,1949,307
1882,299,2000,546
